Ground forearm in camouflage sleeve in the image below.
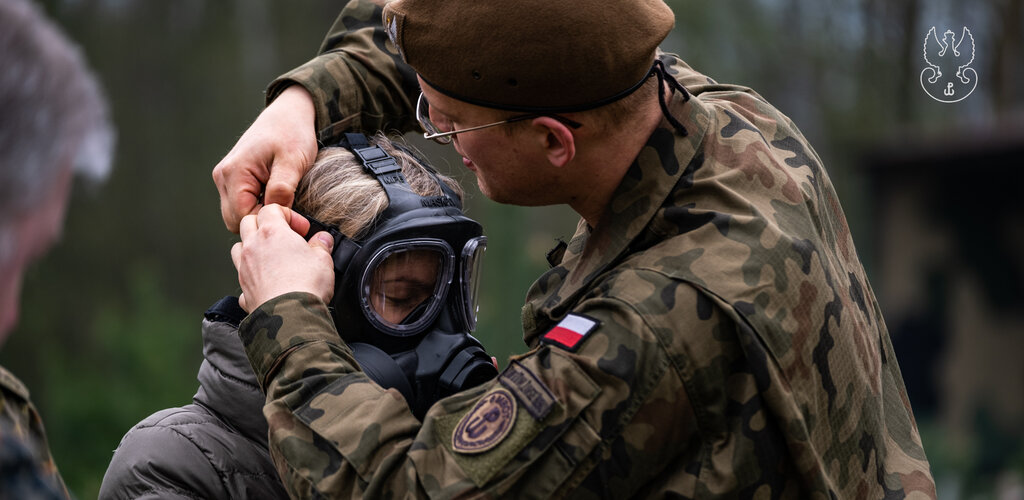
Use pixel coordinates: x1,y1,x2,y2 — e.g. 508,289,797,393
265,0,419,142
238,286,707,499
239,292,426,498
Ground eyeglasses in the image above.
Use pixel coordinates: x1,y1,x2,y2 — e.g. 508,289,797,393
416,92,582,145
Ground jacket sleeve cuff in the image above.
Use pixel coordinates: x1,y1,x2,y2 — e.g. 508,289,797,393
239,292,342,388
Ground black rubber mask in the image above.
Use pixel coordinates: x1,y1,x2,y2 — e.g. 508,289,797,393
301,133,496,419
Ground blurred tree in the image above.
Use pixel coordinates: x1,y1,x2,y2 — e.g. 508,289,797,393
992,0,1023,109
1,1,340,497
1,0,1019,497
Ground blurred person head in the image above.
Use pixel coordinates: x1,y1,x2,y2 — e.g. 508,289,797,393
0,0,114,340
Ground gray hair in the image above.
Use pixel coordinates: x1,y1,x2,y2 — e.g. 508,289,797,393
0,0,114,216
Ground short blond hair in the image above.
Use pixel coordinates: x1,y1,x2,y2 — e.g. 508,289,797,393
294,133,463,239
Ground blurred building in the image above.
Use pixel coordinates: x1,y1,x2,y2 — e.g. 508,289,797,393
860,114,1024,493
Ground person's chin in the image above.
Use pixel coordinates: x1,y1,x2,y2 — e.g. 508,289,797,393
475,178,500,202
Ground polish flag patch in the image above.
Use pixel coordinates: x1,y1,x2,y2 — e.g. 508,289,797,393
541,314,599,351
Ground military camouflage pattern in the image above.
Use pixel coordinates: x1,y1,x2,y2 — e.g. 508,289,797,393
0,366,68,499
242,0,936,497
515,54,936,497
266,0,419,144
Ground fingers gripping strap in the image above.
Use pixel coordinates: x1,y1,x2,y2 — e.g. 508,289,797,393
298,212,346,252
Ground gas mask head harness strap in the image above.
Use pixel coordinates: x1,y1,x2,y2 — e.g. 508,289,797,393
299,132,497,419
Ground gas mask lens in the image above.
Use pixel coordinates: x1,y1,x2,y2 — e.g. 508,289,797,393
461,236,487,331
363,241,454,336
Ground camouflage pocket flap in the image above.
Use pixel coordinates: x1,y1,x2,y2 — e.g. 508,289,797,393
430,347,601,492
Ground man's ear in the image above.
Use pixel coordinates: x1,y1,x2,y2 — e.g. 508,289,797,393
531,116,576,168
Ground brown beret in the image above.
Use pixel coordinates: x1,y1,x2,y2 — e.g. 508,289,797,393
383,0,674,113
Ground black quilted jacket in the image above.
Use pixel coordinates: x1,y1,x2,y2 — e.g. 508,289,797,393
98,297,287,499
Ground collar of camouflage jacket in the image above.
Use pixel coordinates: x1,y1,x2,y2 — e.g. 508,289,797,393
0,365,30,402
521,80,710,344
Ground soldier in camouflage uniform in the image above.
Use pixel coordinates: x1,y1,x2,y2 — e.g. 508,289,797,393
220,0,936,497
0,372,66,499
0,0,114,497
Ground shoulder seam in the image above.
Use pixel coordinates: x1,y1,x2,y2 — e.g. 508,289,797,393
585,277,717,440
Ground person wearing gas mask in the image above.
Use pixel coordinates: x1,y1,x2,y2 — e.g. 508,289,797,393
99,132,495,499
223,0,936,498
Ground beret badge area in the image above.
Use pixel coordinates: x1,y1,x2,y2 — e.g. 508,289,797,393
384,10,405,59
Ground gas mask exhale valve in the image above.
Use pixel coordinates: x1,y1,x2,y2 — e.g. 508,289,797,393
301,133,497,419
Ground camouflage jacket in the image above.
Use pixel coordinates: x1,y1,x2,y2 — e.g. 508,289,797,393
243,0,936,497
0,366,68,499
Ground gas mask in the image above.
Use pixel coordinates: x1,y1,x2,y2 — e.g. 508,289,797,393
301,133,497,419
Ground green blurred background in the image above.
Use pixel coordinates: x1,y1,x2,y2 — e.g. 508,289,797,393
2,0,1022,498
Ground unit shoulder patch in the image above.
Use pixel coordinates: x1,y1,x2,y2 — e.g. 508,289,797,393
452,388,517,454
499,361,555,421
540,313,600,352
